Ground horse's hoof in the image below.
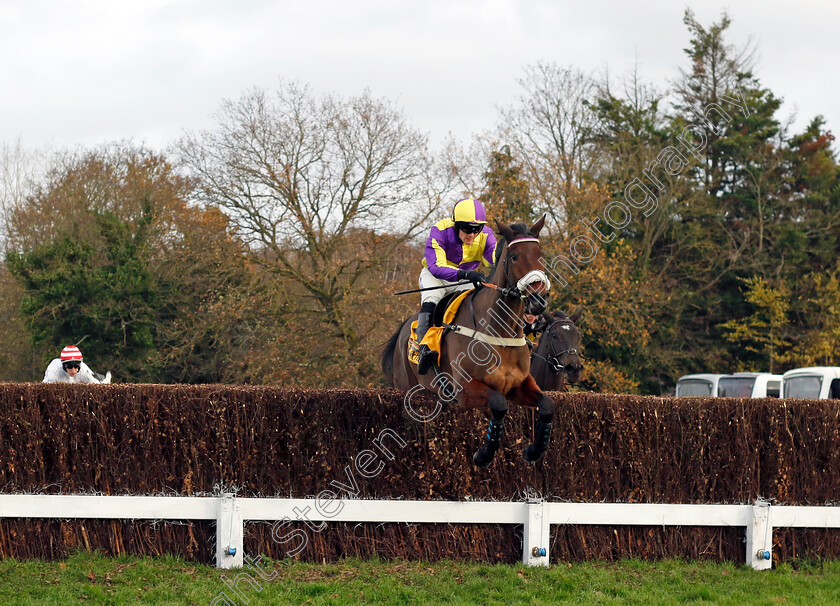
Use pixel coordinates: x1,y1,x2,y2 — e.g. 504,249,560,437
473,449,495,468
522,445,547,464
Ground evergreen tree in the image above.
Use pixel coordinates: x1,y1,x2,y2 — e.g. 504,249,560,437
664,10,786,374
481,145,532,224
4,144,259,384
719,277,791,373
7,205,159,379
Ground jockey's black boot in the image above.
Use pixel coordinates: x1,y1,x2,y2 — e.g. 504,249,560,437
523,415,553,464
416,343,438,376
415,302,437,375
473,415,505,468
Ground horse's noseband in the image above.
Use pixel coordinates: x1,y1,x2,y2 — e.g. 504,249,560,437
516,269,551,297
504,238,551,300
550,348,580,372
532,320,583,375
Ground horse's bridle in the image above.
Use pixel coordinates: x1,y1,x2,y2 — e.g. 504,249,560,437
531,319,582,374
468,235,551,336
502,237,550,301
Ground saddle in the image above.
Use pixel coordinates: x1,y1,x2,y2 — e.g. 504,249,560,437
432,291,463,325
408,290,474,366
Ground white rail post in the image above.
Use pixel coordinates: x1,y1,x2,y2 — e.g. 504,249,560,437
522,499,550,567
216,493,244,569
746,498,772,570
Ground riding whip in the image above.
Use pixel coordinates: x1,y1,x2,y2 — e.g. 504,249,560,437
392,281,514,296
392,280,474,295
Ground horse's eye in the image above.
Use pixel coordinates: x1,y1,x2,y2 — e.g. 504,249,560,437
510,253,518,261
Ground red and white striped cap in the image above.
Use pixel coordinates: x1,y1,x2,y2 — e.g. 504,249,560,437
60,345,83,362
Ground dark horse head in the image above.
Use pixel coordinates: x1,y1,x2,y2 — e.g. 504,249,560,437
529,308,584,391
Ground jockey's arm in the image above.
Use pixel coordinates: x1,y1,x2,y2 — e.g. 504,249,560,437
482,231,498,267
76,362,102,384
43,359,64,383
424,231,460,282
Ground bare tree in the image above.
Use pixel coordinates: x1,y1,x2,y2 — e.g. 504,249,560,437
497,63,598,232
178,81,448,347
0,138,47,250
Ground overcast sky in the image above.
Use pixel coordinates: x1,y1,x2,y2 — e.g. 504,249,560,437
2,1,837,153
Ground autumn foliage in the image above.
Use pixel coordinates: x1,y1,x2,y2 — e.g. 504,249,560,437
2,11,840,394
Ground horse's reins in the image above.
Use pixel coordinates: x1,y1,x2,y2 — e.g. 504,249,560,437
387,235,554,348
449,236,551,348
468,238,523,329
531,319,583,373
500,237,550,300
391,237,549,299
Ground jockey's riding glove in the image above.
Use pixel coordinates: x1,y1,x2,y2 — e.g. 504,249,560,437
457,269,487,287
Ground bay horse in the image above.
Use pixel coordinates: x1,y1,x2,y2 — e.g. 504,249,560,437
529,309,584,392
381,218,553,467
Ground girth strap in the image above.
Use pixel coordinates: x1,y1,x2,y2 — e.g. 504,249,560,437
443,323,527,347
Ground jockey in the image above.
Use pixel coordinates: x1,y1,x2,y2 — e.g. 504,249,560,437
416,197,497,375
43,345,111,384
523,313,544,351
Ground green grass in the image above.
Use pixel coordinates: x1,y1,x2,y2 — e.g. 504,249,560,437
2,552,840,604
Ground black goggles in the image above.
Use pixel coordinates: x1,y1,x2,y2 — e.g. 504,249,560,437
456,222,483,234
62,361,81,370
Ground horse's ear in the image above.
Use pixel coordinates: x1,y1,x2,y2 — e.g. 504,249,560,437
569,307,583,323
530,214,546,237
494,219,516,242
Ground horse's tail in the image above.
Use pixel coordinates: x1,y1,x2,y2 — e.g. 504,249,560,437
381,320,404,383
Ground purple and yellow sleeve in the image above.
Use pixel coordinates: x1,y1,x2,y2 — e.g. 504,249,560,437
482,229,497,267
424,226,460,281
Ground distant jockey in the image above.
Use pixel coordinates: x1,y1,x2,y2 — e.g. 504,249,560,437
43,345,111,384
523,312,546,351
415,197,497,375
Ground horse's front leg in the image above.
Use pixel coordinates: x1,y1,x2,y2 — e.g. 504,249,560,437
508,375,555,464
460,381,509,468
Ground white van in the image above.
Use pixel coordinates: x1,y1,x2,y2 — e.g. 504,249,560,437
675,374,727,397
781,367,840,400
717,372,782,398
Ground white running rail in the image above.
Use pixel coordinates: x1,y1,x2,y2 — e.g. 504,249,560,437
1,494,836,570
